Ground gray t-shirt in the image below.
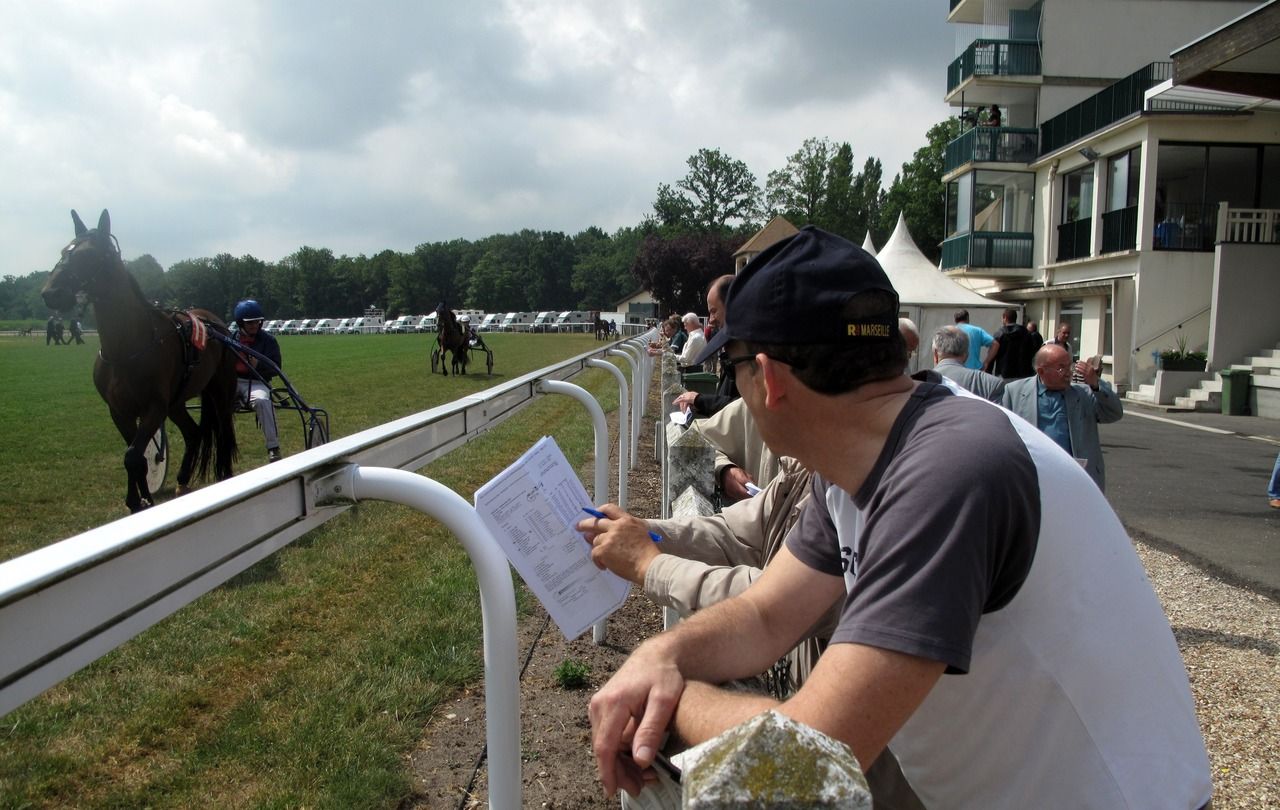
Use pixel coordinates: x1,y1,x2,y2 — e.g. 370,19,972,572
784,377,1211,808
787,379,1040,672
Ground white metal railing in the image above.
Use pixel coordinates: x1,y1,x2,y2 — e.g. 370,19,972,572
1217,203,1280,244
0,330,653,810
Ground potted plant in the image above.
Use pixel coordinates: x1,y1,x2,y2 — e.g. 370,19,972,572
1159,334,1207,372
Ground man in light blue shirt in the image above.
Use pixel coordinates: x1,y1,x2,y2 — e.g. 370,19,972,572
1002,343,1124,491
954,309,995,370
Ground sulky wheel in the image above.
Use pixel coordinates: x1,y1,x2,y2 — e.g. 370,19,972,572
145,425,168,494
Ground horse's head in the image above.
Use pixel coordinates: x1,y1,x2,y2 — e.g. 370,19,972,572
42,209,119,312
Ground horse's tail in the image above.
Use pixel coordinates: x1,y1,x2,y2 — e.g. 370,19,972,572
196,339,239,480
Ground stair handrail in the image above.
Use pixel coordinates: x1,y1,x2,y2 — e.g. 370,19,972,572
1132,305,1212,354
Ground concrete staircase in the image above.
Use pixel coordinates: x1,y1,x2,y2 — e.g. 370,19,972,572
1125,344,1280,412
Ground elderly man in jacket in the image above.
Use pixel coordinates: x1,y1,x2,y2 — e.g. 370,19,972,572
1001,342,1122,491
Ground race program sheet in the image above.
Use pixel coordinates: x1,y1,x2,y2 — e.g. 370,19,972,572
474,436,630,640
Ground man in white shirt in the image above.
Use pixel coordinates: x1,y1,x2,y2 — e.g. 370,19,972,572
676,312,705,369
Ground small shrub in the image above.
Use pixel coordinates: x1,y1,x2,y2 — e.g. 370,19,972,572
553,659,591,690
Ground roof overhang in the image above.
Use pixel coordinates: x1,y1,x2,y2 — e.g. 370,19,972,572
1170,0,1280,101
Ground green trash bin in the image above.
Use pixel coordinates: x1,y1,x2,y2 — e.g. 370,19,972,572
681,371,719,396
1219,368,1251,416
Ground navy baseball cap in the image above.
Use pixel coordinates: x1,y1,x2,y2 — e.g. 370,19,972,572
694,225,899,365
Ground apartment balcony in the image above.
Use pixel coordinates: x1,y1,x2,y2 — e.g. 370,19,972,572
946,39,1042,95
1101,206,1138,254
1039,62,1171,156
941,232,1035,279
943,126,1039,176
1057,219,1092,262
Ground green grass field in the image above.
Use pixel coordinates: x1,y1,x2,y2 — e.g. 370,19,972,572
0,331,627,807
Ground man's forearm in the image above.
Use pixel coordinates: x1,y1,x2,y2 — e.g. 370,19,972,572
639,591,788,687
670,681,778,747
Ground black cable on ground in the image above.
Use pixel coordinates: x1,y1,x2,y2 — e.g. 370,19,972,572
456,612,552,810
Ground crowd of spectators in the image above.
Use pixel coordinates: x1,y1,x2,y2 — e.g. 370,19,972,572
581,227,1216,808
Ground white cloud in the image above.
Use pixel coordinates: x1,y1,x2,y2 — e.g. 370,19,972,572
0,0,953,277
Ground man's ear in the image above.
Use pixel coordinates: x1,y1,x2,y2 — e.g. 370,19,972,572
757,354,791,409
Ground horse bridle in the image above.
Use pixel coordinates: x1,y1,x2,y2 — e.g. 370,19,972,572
54,230,122,305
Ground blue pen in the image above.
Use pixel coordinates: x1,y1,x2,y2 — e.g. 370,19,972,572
582,507,662,543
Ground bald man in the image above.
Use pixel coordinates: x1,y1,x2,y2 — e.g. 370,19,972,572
1001,343,1123,491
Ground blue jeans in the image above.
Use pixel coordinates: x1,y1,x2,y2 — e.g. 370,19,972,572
1270,452,1280,500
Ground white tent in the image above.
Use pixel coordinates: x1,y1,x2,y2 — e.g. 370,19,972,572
876,213,1007,372
861,231,878,256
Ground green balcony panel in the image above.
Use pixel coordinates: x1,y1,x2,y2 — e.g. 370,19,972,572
942,232,1034,270
947,39,1042,93
945,127,1040,174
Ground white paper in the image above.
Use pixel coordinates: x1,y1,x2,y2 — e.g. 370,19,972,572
474,436,631,640
668,409,692,426
744,482,762,497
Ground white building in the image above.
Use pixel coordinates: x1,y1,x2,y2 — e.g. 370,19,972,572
942,0,1280,409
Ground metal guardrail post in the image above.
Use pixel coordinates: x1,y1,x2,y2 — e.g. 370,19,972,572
609,346,643,470
534,379,612,645
586,359,629,509
316,465,521,810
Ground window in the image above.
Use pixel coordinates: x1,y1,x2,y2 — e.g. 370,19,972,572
1057,166,1094,261
1059,299,1083,361
946,173,973,238
1107,148,1140,211
1155,142,1274,250
1062,165,1094,223
1103,148,1140,253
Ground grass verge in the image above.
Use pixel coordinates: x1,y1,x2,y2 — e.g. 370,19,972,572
0,331,624,807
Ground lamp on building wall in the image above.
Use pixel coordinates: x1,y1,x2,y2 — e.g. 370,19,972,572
1078,147,1100,161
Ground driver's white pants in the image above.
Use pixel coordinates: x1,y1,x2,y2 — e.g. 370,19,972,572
237,377,279,450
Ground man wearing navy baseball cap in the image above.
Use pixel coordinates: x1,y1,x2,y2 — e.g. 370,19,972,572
589,226,1210,808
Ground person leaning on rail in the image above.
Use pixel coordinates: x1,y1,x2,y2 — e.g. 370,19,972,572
583,226,1210,809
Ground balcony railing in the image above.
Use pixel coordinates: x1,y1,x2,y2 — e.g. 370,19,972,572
947,39,1042,93
1056,218,1092,262
1155,202,1217,251
1101,206,1138,254
1217,204,1280,244
1039,62,1171,155
944,127,1040,173
941,232,1034,271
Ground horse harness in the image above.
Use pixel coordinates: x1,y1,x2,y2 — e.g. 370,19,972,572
97,309,220,399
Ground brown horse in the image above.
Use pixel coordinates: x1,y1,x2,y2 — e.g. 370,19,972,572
431,302,468,376
40,210,239,513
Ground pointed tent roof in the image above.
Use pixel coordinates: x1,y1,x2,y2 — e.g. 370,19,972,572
861,231,877,256
876,213,1005,308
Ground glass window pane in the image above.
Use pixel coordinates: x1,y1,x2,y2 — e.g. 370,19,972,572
1062,166,1094,223
1206,145,1258,208
1107,152,1129,212
1264,146,1280,209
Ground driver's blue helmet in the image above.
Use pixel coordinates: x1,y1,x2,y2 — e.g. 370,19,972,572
234,299,265,324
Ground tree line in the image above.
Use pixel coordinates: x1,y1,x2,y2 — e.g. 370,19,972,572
0,117,961,324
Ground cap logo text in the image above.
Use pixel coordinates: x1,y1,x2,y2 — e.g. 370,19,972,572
847,323,890,337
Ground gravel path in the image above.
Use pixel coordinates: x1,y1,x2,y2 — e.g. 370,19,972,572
1135,542,1279,808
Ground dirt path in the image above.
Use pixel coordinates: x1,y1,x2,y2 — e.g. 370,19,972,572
408,363,666,809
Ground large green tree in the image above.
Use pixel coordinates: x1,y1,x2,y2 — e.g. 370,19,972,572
765,137,833,226
653,148,761,233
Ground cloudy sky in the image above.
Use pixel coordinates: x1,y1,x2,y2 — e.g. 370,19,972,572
1,0,957,278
